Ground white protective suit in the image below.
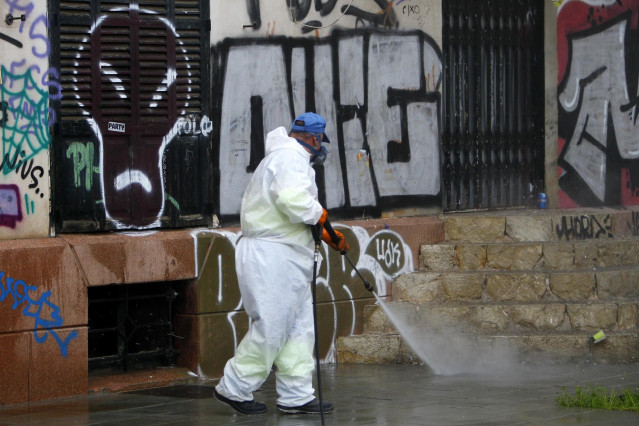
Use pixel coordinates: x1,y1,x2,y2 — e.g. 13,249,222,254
215,126,324,407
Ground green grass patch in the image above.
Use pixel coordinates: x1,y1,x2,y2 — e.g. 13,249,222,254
557,385,639,412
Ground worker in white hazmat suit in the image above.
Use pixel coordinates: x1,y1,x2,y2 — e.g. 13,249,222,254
214,112,350,416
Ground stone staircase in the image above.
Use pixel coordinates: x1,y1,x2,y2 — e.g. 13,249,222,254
336,208,639,371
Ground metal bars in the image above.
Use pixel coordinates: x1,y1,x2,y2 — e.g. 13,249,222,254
442,0,545,211
88,283,179,372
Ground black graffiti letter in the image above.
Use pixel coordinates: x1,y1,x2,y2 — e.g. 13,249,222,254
29,165,44,188
246,96,264,173
0,101,6,128
315,0,338,16
246,0,262,29
288,0,312,21
386,88,412,163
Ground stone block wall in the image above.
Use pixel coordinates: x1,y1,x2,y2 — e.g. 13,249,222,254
338,208,639,366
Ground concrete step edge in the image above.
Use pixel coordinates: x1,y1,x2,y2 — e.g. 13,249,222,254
419,241,639,272
441,208,639,243
363,301,639,335
336,331,639,365
408,266,639,274
392,270,639,304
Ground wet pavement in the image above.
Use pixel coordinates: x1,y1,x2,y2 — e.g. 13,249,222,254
1,363,639,425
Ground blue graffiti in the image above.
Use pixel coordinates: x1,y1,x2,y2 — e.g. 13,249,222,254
0,270,78,357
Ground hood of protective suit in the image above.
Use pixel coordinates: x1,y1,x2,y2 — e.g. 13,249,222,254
239,126,324,253
264,126,307,156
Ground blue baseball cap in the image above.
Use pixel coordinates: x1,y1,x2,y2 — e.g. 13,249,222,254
291,112,331,143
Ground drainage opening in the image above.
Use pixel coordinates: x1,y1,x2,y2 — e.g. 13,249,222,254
88,282,182,373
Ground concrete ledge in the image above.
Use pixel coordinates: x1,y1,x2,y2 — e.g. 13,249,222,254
0,238,87,333
60,229,198,286
345,216,445,268
89,366,197,394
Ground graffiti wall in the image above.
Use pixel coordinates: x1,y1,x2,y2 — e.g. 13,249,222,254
52,0,441,231
212,0,442,217
0,0,51,238
187,224,414,376
557,0,639,207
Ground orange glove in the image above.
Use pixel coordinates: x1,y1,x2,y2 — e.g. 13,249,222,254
317,208,328,227
322,228,350,253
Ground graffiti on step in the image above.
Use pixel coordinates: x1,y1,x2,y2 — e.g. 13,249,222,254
191,224,413,362
0,270,78,357
367,230,406,274
555,214,613,240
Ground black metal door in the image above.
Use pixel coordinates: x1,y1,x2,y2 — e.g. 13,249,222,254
442,0,545,212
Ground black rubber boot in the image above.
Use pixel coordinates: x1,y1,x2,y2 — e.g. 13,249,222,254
214,389,267,415
277,398,334,414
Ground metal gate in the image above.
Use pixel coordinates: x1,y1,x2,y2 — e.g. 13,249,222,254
442,0,545,212
88,282,179,372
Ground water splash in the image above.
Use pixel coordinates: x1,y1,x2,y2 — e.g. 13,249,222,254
373,292,522,377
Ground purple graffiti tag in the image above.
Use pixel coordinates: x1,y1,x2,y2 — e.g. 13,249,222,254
29,14,49,58
0,184,23,228
42,67,62,102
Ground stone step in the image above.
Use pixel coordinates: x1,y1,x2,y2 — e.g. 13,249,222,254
392,268,639,304
337,207,639,368
442,208,639,243
363,301,639,335
336,331,639,366
420,238,639,272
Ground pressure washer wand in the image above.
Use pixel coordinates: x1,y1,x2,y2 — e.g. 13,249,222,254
310,226,326,425
323,220,374,292
344,254,374,292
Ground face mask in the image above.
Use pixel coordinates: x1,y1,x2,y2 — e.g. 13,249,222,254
311,146,328,166
296,140,328,166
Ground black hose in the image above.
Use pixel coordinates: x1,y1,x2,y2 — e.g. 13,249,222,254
344,254,374,292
